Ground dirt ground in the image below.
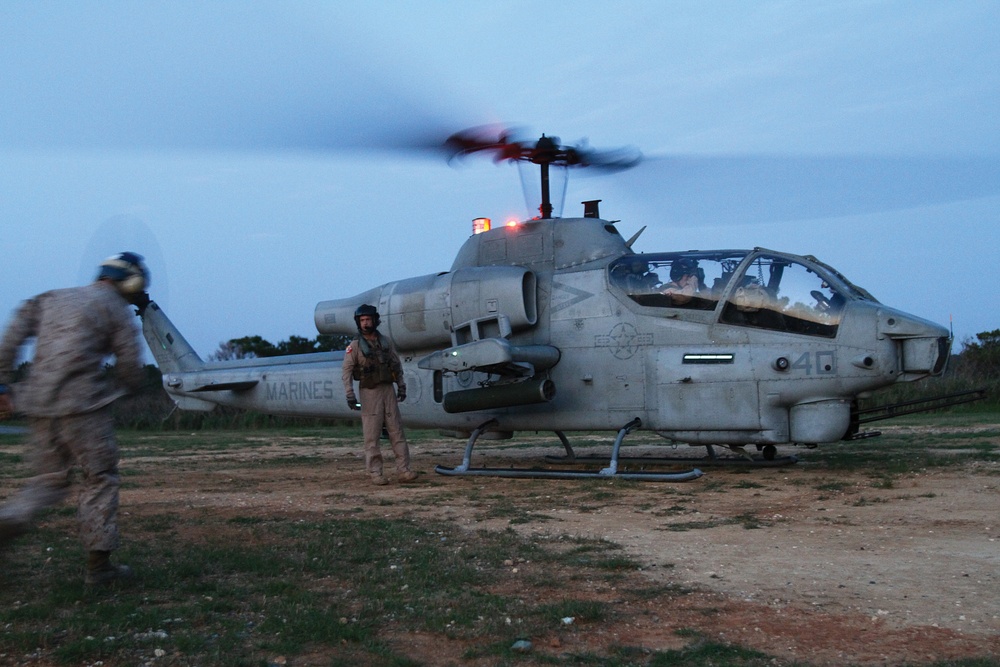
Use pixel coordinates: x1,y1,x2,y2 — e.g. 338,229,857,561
110,424,1000,666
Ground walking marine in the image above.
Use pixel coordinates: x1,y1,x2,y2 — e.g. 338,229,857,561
0,252,150,586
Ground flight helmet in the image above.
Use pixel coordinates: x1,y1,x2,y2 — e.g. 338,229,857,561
670,257,699,282
97,251,150,296
354,304,381,330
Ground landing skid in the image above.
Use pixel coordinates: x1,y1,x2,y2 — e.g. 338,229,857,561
545,442,798,468
435,418,703,482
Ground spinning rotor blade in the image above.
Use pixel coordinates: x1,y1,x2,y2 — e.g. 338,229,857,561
0,4,465,155
443,124,529,162
444,125,643,219
445,126,642,172
621,153,1000,225
445,127,999,222
78,216,170,312
3,3,994,226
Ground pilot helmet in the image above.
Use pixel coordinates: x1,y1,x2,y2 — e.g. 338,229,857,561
96,251,150,296
628,257,648,273
354,303,381,330
670,257,699,282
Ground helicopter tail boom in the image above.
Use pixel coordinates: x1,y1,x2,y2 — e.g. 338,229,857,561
139,300,221,412
141,301,204,374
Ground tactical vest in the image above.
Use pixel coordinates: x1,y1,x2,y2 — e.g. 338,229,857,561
354,335,396,389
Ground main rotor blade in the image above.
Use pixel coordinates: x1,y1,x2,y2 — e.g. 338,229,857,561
623,154,1000,224
0,3,466,155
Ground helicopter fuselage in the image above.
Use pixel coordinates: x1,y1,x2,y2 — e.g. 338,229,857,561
143,215,950,447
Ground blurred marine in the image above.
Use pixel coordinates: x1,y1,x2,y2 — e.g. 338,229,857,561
0,252,150,586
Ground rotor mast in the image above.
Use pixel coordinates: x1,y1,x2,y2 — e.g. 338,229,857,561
444,127,640,221
533,134,558,219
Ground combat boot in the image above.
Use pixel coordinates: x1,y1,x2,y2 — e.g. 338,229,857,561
85,550,133,586
0,518,28,548
398,471,418,483
371,474,389,486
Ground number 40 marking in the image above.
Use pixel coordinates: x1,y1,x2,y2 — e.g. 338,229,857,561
790,351,836,375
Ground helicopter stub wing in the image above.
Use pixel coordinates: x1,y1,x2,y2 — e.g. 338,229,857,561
418,336,561,415
417,337,560,377
171,376,260,393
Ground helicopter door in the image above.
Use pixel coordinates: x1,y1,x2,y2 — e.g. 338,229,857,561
607,348,646,414
655,346,761,432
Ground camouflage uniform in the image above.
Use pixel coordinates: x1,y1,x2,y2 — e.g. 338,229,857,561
0,281,143,552
341,333,412,480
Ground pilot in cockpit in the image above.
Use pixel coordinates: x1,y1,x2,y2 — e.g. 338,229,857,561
660,257,701,305
816,281,847,314
611,257,660,294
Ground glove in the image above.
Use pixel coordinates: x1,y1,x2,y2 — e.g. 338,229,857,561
131,291,152,315
346,394,360,411
396,387,406,403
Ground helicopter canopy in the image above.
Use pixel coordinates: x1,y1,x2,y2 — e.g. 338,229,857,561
609,251,875,339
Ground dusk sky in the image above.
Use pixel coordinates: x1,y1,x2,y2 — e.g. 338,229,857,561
2,1,998,358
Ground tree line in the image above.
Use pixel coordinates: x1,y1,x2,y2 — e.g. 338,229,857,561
209,333,351,360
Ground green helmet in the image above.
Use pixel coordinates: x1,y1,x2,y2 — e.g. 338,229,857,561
354,304,380,330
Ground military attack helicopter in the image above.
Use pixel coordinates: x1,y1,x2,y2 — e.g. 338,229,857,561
138,125,976,482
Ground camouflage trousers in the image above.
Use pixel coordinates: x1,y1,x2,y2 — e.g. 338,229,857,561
0,407,120,551
359,383,411,477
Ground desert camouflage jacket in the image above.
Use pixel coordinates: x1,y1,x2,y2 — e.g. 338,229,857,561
0,281,144,416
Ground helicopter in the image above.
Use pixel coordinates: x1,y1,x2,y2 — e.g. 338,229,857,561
138,126,973,482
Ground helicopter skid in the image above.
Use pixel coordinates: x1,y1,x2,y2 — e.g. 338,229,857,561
435,418,702,483
544,453,797,468
434,464,703,482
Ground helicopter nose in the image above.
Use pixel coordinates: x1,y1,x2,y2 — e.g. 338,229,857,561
878,310,951,378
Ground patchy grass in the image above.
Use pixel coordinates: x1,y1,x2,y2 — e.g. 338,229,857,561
0,451,23,476
662,519,729,532
2,417,998,666
0,426,797,667
1,508,636,665
799,417,1000,476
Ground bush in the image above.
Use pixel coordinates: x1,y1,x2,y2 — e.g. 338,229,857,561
858,331,999,414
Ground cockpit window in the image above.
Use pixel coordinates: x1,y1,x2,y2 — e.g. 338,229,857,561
609,252,747,311
720,254,844,337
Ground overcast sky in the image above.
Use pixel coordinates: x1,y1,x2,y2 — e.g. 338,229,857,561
1,1,998,359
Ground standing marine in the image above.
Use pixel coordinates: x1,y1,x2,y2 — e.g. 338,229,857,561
341,304,417,485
